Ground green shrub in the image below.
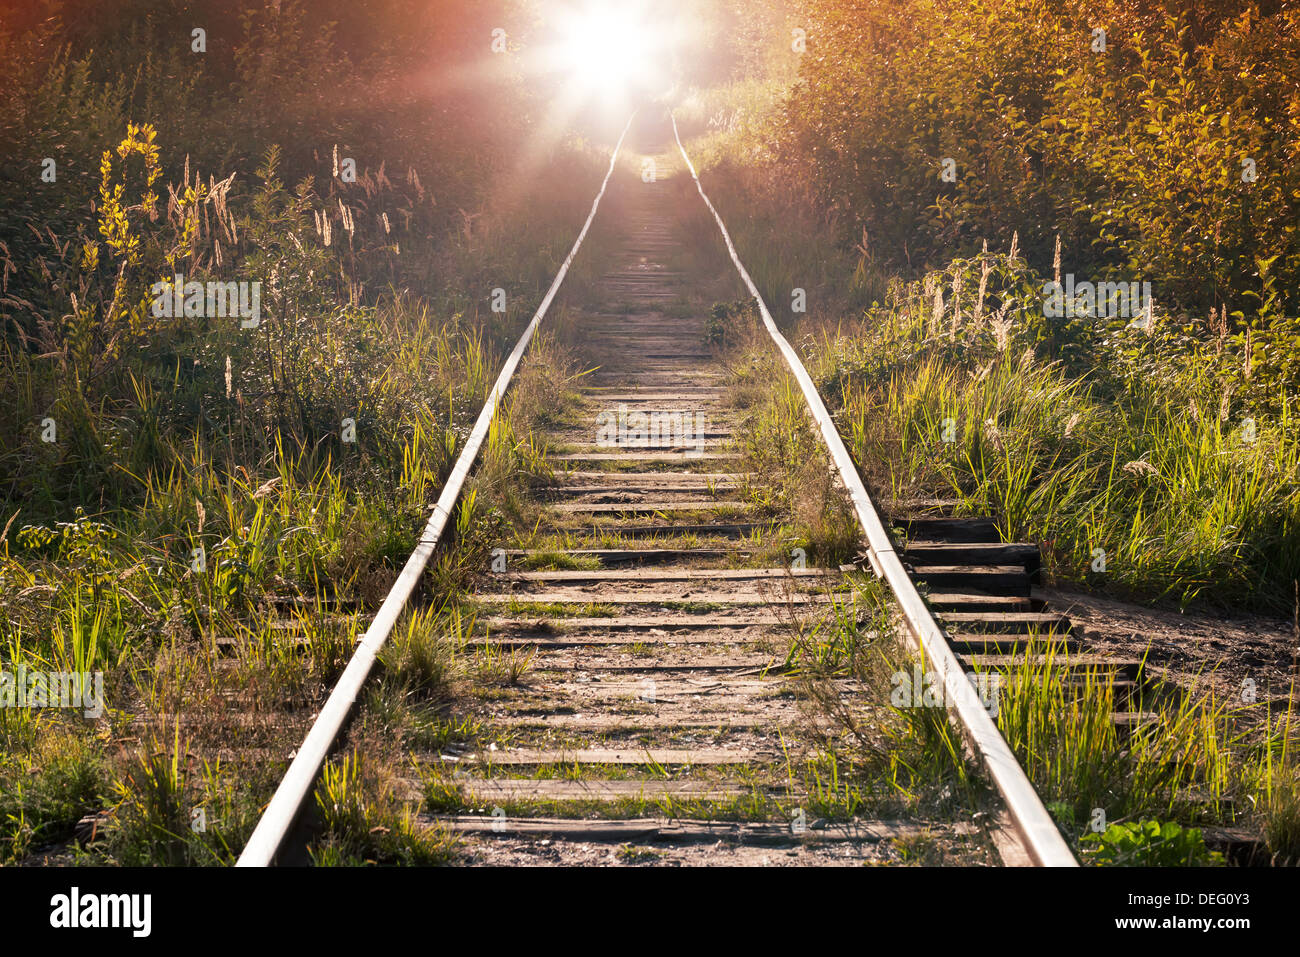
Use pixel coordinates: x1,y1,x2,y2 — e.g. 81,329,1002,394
1082,820,1224,867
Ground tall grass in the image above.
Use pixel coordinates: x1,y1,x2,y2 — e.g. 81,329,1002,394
812,260,1300,610
0,99,612,863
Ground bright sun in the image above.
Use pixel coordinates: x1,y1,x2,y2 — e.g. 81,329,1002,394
553,2,664,100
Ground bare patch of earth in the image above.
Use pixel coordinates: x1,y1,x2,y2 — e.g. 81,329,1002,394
1046,587,1299,711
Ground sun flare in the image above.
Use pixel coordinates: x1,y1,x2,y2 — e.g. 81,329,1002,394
551,2,665,101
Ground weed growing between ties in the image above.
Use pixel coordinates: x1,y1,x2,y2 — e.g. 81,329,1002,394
716,304,860,570
784,578,992,821
310,751,457,866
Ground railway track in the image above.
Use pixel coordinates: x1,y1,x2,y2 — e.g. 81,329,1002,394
234,107,1103,867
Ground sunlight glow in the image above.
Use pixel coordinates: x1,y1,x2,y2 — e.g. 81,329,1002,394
553,3,665,101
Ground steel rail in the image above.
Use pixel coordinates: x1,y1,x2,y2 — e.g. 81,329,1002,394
669,111,1078,867
236,112,637,867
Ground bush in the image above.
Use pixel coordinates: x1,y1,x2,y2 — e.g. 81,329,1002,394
1082,820,1224,867
779,0,1300,327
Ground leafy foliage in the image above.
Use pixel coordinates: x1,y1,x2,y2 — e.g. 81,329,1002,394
1082,819,1224,867
780,0,1300,328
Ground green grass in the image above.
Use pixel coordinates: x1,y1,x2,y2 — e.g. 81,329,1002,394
0,106,613,865
513,551,604,571
813,273,1300,611
482,600,620,619
310,752,456,866
0,723,106,863
986,647,1300,862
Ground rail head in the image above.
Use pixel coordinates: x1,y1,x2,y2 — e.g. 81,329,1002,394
668,110,1078,867
235,112,637,867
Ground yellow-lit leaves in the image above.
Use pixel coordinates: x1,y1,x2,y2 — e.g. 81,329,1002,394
97,123,162,266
